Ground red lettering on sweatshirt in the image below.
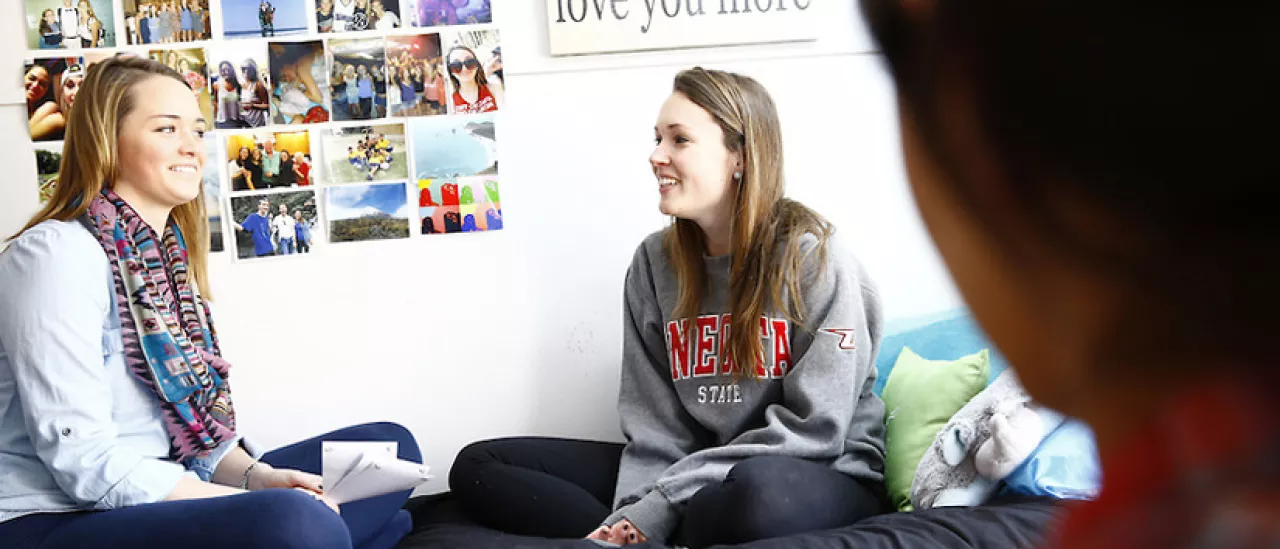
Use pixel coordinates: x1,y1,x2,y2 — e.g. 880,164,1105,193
772,319,792,377
718,314,734,376
693,316,719,377
667,320,690,380
667,315,791,381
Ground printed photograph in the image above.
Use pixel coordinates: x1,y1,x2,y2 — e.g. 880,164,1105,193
25,0,116,50
149,48,215,124
25,57,82,142
386,33,446,117
123,0,211,45
327,182,411,243
327,38,388,121
406,0,490,28
321,124,407,183
207,42,273,129
441,29,503,114
419,176,501,234
418,205,459,235
229,190,319,259
410,113,497,180
203,134,225,252
220,0,308,39
318,0,402,33
224,129,314,191
269,40,331,125
33,141,63,205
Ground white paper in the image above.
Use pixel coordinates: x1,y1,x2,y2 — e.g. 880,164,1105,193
322,441,432,504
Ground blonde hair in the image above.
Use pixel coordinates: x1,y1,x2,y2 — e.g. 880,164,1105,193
11,56,213,298
665,67,832,379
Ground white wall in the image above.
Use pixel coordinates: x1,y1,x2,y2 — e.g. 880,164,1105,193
0,0,960,494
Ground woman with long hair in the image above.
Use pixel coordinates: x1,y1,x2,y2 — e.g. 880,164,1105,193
77,1,103,48
0,56,420,549
238,58,270,127
214,60,242,129
445,44,502,114
449,68,888,548
38,9,63,49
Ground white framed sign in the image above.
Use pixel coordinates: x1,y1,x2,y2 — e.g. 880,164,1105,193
546,0,819,56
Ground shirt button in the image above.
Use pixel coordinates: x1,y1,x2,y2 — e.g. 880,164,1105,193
61,427,72,437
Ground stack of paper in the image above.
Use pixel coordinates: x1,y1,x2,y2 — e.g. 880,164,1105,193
321,441,432,504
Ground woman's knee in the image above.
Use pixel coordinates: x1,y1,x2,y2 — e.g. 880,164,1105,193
718,457,820,537
347,422,422,463
448,438,513,491
244,489,352,549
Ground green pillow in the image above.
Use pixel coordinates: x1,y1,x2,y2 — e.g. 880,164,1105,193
881,347,991,511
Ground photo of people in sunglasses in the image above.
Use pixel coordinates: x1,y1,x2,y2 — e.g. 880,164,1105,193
442,30,502,115
207,41,274,129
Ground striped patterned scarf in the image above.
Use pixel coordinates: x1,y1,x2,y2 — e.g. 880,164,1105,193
86,189,236,461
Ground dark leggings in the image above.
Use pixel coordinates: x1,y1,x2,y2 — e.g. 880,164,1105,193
449,437,885,548
1,422,419,549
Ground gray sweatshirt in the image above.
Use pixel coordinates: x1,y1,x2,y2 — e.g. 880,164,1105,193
605,229,887,541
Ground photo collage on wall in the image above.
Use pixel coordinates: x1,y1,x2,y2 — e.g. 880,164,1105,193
21,0,500,260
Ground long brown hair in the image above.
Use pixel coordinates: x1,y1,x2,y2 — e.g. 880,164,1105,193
446,45,488,90
11,55,213,298
665,67,833,379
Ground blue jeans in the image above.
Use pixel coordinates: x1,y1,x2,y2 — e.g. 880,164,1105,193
0,422,421,549
278,237,294,255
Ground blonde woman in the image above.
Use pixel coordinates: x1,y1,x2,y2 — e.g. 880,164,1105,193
77,1,103,48
0,55,419,549
450,68,889,548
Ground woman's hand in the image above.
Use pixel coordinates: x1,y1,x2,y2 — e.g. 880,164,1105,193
248,464,322,492
249,465,342,514
586,519,647,545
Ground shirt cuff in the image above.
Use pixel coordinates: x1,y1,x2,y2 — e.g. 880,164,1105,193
99,456,186,509
184,434,262,482
605,489,681,543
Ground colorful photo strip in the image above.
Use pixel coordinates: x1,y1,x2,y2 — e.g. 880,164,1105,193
229,189,319,259
326,182,411,242
25,0,117,50
419,175,500,234
328,37,388,121
321,123,408,183
224,129,314,192
123,0,212,45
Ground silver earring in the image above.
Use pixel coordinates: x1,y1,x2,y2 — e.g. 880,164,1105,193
733,171,742,180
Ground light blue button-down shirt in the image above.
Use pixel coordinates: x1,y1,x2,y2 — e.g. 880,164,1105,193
0,220,251,523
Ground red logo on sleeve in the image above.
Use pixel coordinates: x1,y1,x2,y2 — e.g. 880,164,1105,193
823,329,858,350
